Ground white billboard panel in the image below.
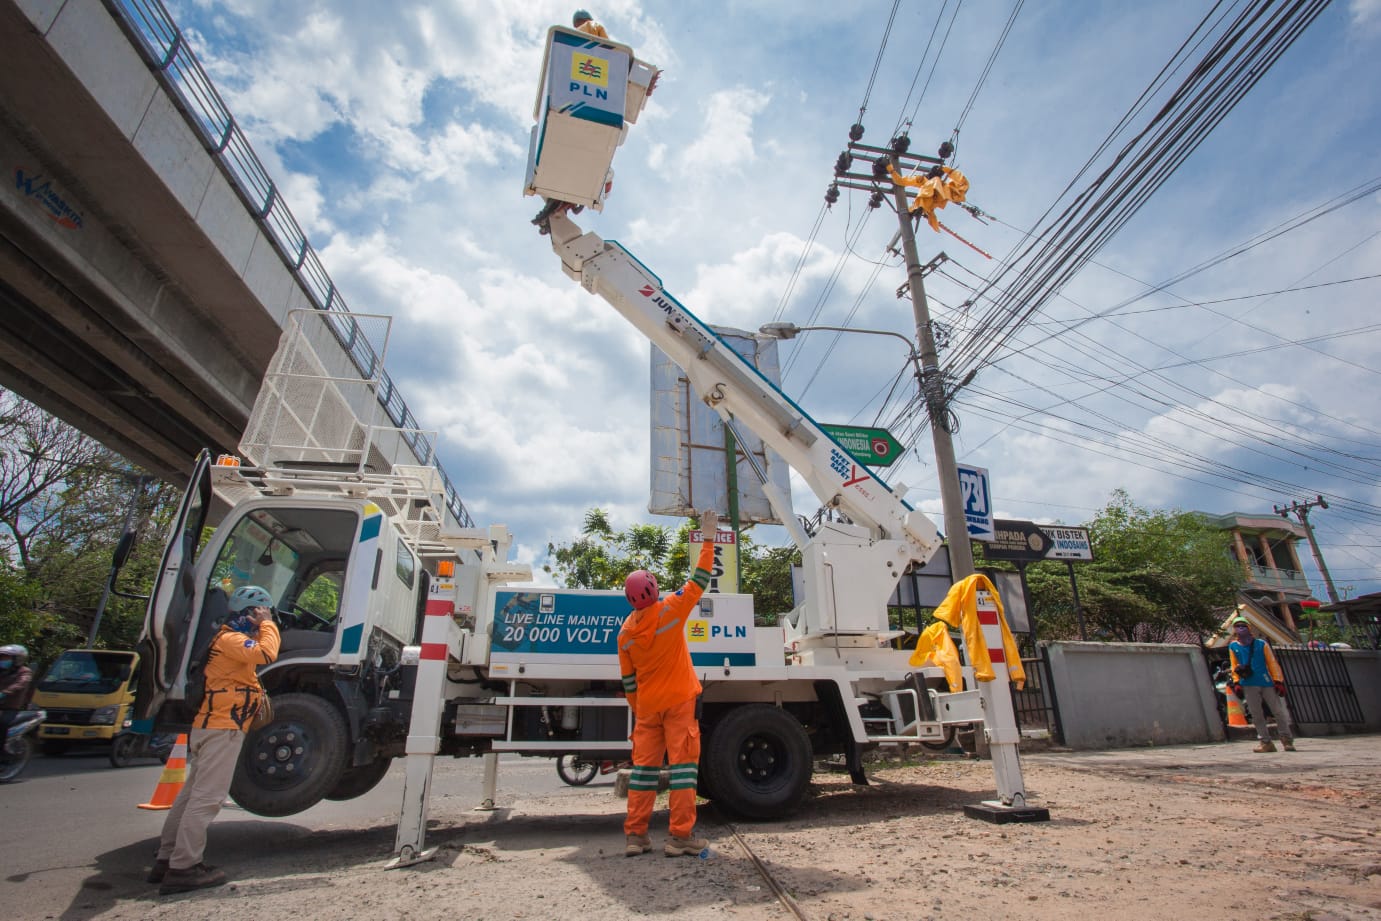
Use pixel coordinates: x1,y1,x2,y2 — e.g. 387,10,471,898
649,327,790,525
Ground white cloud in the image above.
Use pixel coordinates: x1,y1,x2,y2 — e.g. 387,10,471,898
151,0,1381,596
679,88,771,176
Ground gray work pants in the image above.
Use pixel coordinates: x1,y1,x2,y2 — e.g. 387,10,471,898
1242,684,1294,743
157,727,245,869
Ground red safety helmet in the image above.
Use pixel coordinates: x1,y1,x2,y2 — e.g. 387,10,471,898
624,570,659,609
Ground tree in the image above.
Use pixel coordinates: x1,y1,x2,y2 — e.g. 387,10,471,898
1015,489,1244,642
544,508,801,624
0,390,108,572
544,508,680,591
0,389,180,660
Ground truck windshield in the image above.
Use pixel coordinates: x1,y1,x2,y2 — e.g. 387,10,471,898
207,507,357,616
38,651,133,693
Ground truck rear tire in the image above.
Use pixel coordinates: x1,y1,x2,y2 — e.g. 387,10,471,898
325,756,394,801
230,692,348,816
703,704,811,820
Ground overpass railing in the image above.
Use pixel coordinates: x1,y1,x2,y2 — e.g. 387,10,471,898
104,0,473,529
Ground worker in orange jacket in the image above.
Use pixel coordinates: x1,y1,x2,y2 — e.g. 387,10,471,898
573,9,609,38
618,508,718,858
152,585,280,894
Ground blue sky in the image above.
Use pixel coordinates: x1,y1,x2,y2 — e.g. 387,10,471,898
166,0,1381,600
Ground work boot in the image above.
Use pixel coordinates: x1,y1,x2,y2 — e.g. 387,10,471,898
664,835,708,857
145,858,170,884
159,863,227,895
1281,740,1296,751
625,833,651,857
1253,741,1277,753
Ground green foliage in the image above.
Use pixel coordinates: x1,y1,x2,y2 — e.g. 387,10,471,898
545,509,681,590
1017,489,1245,642
0,389,180,660
545,508,801,624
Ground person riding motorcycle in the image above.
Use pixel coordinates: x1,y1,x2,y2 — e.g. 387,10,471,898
0,645,35,731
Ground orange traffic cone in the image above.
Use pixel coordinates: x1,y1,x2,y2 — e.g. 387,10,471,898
1225,687,1248,728
137,733,188,810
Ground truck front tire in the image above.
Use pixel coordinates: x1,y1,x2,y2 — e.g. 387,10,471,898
703,704,812,820
230,692,348,816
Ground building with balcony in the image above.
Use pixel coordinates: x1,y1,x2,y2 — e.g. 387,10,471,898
1201,511,1315,645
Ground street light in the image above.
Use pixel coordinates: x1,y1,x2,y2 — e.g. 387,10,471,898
758,321,918,358
759,319,974,577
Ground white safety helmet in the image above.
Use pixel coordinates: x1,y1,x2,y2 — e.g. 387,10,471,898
228,585,274,613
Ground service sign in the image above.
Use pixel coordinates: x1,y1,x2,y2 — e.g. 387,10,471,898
489,589,757,668
690,529,738,594
546,30,629,127
957,463,996,542
1043,526,1094,561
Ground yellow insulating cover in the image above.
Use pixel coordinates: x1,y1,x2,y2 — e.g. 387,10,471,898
929,573,1026,689
908,620,963,692
887,164,970,231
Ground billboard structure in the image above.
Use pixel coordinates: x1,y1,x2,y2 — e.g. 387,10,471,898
649,327,790,525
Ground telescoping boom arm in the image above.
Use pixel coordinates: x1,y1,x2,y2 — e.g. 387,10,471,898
543,212,942,641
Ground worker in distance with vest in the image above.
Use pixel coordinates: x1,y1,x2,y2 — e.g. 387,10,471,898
619,508,718,858
1228,615,1296,753
150,585,280,894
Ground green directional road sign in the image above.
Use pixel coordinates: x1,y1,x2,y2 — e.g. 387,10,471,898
820,424,904,467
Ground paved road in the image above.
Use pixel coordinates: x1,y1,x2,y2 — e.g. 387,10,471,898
0,747,603,919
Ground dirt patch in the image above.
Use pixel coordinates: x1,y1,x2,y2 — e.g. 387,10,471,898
78,738,1381,920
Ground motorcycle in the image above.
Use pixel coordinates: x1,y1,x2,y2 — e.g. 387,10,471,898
109,728,178,768
556,753,631,786
1211,659,1252,726
0,709,47,783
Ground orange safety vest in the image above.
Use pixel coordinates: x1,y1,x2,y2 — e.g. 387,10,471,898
197,620,280,731
617,540,714,717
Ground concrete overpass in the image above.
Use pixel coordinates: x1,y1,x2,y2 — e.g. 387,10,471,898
0,0,470,525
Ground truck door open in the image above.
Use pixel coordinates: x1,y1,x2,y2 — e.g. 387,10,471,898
133,449,212,724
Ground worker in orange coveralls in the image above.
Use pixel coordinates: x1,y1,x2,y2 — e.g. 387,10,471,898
618,508,718,858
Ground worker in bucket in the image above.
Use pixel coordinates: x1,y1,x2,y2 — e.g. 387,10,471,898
618,509,718,857
150,585,280,894
572,9,609,38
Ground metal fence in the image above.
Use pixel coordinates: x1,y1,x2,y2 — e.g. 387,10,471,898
1011,634,1063,743
103,0,473,528
1276,645,1365,725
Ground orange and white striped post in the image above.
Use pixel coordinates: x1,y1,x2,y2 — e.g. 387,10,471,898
389,564,460,868
971,589,1029,806
137,733,189,810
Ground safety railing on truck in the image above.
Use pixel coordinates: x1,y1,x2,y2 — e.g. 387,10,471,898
104,0,473,530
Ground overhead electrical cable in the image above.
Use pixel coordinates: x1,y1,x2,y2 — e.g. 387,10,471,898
944,0,1333,386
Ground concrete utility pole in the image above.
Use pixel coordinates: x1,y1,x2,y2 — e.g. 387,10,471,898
1274,495,1340,604
886,163,974,581
824,134,975,578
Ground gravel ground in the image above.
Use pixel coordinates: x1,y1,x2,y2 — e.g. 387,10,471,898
31,735,1381,921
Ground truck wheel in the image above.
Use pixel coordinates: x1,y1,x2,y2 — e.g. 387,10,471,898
230,693,347,817
325,757,394,801
696,741,717,802
918,726,958,753
109,733,140,768
703,704,811,820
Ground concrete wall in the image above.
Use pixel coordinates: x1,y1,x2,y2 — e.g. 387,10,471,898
1044,641,1224,750
1340,650,1381,732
